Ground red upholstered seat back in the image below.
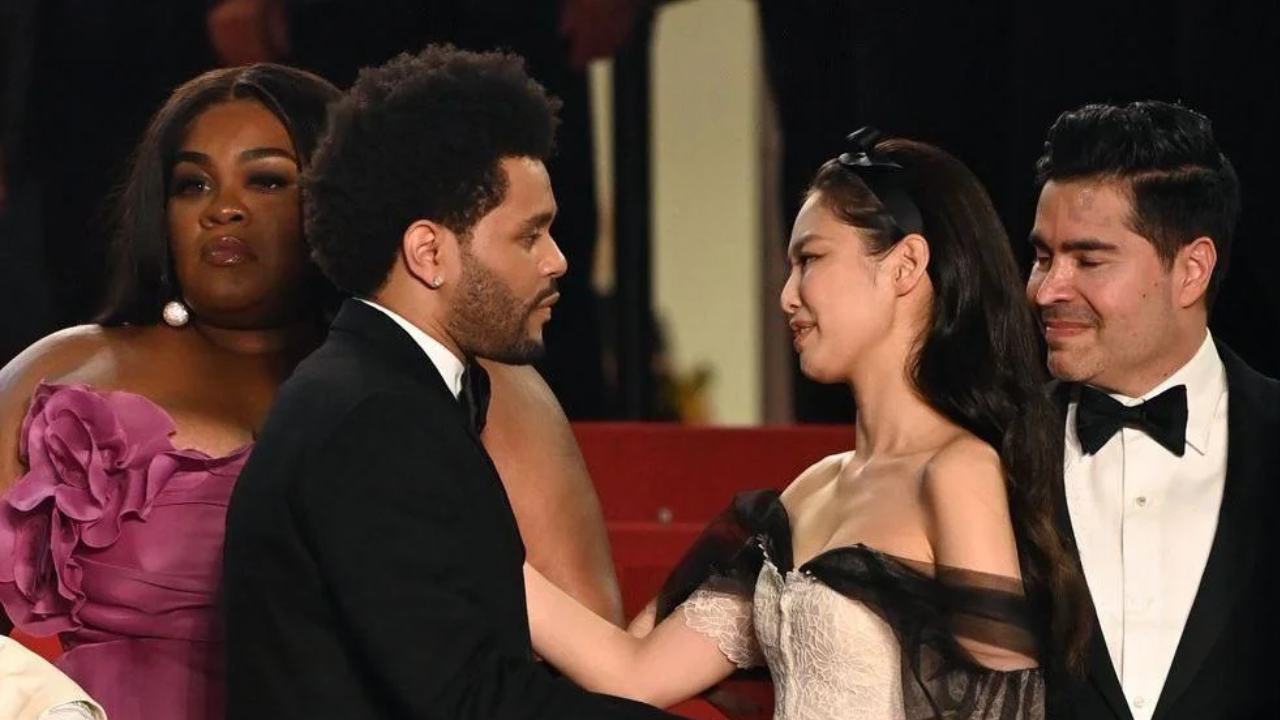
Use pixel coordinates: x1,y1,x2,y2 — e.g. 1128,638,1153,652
573,422,853,720
9,629,60,662
574,422,852,613
577,422,853,523
10,422,853,720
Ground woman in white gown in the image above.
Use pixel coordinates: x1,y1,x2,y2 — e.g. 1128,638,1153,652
524,129,1092,720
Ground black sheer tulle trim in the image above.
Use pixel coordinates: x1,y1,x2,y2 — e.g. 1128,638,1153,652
657,490,1045,720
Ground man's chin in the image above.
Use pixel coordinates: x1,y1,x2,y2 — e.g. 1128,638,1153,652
481,340,545,366
1046,351,1092,383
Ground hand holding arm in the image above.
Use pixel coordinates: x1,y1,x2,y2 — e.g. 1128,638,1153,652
295,393,671,719
525,563,742,708
482,362,624,625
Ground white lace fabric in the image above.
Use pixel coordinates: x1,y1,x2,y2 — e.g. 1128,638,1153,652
682,587,764,669
679,559,905,720
664,491,1046,720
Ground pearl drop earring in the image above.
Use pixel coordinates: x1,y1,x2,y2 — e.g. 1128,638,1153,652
162,300,190,328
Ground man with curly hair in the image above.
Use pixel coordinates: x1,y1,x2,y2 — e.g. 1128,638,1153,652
221,46,680,720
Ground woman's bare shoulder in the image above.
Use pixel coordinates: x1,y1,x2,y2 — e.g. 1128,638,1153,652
779,449,854,510
0,325,129,489
0,325,124,396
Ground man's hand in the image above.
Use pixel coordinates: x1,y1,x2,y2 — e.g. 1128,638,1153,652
560,0,648,69
207,0,290,66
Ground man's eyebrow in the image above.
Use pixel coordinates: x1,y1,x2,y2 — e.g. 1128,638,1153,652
519,210,557,233
1029,233,1119,253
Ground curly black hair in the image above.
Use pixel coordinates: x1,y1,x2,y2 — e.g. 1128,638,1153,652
305,44,562,297
1036,100,1240,305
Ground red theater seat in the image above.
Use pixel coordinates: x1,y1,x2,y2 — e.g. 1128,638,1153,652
576,422,854,523
573,422,853,720
9,422,853,720
10,628,60,662
574,422,853,612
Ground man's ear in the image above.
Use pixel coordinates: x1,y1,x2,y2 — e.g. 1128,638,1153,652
403,220,456,289
1174,236,1217,309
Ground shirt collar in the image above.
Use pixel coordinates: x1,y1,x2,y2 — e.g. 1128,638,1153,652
1104,331,1226,455
356,298,465,399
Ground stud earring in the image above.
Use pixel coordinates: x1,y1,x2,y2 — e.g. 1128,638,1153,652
428,275,444,289
162,300,190,328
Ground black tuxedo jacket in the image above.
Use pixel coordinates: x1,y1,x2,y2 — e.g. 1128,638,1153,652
222,300,676,720
1048,341,1280,720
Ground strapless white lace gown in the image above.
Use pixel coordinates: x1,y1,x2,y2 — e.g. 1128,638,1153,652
685,557,903,720
664,490,1045,720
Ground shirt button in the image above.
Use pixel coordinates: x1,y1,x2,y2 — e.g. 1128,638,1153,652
1135,496,1148,507
1134,697,1146,709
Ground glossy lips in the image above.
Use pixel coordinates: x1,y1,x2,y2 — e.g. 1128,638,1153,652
201,236,256,267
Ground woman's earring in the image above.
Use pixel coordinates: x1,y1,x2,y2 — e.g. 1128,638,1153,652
162,300,190,328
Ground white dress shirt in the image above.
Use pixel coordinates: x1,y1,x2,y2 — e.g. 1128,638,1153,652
0,637,106,720
357,298,465,399
1063,332,1228,720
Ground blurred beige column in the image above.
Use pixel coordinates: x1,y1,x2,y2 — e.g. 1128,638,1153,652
591,0,763,424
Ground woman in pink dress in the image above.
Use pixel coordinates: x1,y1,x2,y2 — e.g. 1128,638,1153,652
0,58,634,720
0,63,342,720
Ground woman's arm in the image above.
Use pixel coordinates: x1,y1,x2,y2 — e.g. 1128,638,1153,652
482,362,624,624
0,326,106,492
524,563,742,707
0,326,108,634
921,438,1039,670
627,599,658,637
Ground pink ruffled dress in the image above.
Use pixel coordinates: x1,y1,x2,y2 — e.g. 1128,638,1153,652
0,383,250,720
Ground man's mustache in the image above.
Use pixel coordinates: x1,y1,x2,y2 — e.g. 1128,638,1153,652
1039,305,1099,326
527,283,560,311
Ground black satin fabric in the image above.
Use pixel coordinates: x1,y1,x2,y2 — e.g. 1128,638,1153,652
657,490,1046,720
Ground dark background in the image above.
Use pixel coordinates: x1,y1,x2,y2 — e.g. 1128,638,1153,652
3,0,1276,421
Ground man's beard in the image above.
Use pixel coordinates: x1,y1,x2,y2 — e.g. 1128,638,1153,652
448,247,555,365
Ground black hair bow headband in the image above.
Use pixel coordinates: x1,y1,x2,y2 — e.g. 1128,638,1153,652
836,127,924,236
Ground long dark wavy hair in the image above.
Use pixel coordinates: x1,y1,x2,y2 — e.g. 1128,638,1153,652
97,63,343,326
809,138,1092,673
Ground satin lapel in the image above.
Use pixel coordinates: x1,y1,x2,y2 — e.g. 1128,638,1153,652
331,299,482,444
331,300,522,553
1052,381,1133,720
1152,345,1277,720
329,300,458,400
1063,489,1133,720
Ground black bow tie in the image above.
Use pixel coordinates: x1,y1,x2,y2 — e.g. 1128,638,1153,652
1075,384,1188,457
459,362,491,435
